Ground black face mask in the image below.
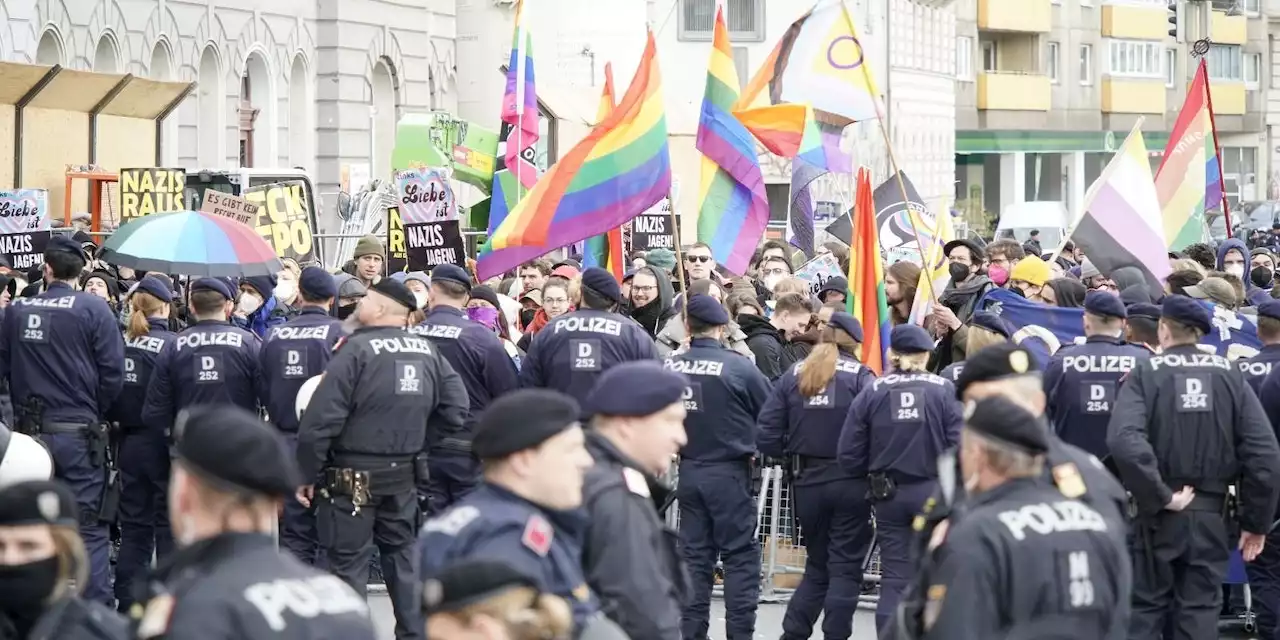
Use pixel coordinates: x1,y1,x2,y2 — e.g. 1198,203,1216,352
1008,286,1026,298
948,262,971,283
337,303,358,320
519,309,537,327
1252,267,1274,289
0,557,58,612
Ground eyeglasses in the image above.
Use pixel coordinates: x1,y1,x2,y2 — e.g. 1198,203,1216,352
632,285,658,294
686,255,712,264
543,297,568,305
761,268,788,277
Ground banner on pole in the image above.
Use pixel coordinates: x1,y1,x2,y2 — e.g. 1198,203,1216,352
406,220,467,271
396,168,457,223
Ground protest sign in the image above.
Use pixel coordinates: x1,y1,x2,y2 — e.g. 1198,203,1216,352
406,220,467,271
386,207,408,274
631,199,678,251
794,254,844,297
0,230,51,271
199,191,259,226
243,180,316,263
396,168,456,223
0,189,49,232
120,168,185,220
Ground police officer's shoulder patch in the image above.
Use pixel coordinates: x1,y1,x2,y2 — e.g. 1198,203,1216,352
522,514,554,557
1052,463,1086,499
622,468,650,498
135,594,174,639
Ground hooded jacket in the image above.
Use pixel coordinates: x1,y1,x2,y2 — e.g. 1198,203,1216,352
1218,238,1271,306
738,313,786,380
628,266,677,339
655,312,755,362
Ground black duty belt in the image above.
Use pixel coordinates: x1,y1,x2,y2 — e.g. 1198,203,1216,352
42,422,90,434
1187,493,1226,513
435,437,472,454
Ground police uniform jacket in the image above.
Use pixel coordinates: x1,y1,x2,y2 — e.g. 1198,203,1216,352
664,338,770,462
295,326,469,483
920,478,1128,639
1043,335,1150,461
0,281,125,424
131,533,376,640
257,308,343,433
419,482,600,634
141,320,261,434
1106,344,1280,531
581,432,685,640
938,362,964,383
110,319,175,430
1238,343,1280,396
411,306,519,443
519,309,658,407
838,371,963,484
757,354,876,485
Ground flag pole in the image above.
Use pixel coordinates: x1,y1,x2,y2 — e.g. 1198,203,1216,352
668,191,689,323
1199,58,1234,236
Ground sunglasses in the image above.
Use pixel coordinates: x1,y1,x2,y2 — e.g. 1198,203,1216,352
686,255,712,264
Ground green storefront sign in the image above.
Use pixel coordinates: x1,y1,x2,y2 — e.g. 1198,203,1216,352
956,130,1172,155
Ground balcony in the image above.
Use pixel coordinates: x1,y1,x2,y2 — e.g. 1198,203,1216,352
977,73,1051,111
978,0,1051,33
1101,5,1167,40
1101,79,1166,114
1210,82,1247,115
1210,11,1248,45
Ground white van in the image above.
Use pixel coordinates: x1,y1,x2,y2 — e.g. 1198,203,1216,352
994,201,1069,250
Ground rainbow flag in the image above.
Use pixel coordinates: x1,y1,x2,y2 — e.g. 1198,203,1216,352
695,7,771,275
847,167,890,375
737,41,850,174
502,0,539,191
487,32,671,252
1155,59,1225,251
582,64,626,280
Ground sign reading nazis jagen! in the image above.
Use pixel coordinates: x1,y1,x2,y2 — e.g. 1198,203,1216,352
120,168,185,220
406,220,466,271
199,191,260,226
243,180,316,263
0,231,50,271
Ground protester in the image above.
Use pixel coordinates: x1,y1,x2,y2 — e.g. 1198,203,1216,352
645,249,677,283
468,284,524,367
349,235,385,288
816,276,848,306
1008,256,1051,302
1040,277,1087,308
627,266,676,340
656,278,753,360
517,280,573,352
741,292,814,380
1185,275,1241,311
885,261,920,325
333,272,367,320
518,259,552,296
232,275,287,338
983,239,1025,286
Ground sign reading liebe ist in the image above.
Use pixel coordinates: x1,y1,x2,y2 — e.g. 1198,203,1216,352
794,254,843,297
243,181,316,263
395,168,456,224
0,189,51,271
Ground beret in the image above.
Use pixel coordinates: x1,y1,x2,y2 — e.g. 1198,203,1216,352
431,264,472,291
190,277,235,301
371,278,418,311
421,560,539,615
0,480,78,528
1126,303,1162,321
133,274,173,303
968,311,1012,338
686,294,729,325
890,324,934,354
963,396,1049,454
1259,299,1280,322
172,405,303,498
586,361,688,417
473,389,581,459
299,266,337,300
45,235,86,262
1161,294,1212,334
954,343,1039,400
1084,291,1126,319
828,312,864,343
580,267,621,304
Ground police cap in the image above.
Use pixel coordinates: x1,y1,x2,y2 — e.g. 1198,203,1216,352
828,312,864,343
963,396,1049,454
45,235,86,263
370,278,418,311
134,274,173,303
890,324,933,354
1160,294,1212,334
581,267,621,304
1127,302,1161,320
422,560,539,614
1259,299,1280,322
190,277,235,301
431,264,472,291
968,311,1012,338
473,390,581,460
172,405,303,498
954,343,1039,400
1083,290,1126,319
299,266,337,300
686,294,729,326
0,480,78,528
586,361,688,418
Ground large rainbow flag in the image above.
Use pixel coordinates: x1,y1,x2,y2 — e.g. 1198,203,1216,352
847,167,890,375
1155,59,1225,251
486,32,671,253
695,7,771,275
582,63,626,280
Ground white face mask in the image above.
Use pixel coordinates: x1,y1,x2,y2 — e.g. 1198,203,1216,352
275,280,297,302
1225,264,1245,278
762,275,782,291
238,292,263,315
413,291,428,309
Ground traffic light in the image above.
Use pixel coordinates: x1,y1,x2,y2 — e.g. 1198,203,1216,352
1168,0,1181,41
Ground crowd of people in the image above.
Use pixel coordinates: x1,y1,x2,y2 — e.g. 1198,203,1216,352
1,223,1280,640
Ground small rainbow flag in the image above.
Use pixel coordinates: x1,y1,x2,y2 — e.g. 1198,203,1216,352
696,7,771,275
502,0,539,191
847,167,890,375
487,32,671,252
1155,59,1225,251
582,63,626,280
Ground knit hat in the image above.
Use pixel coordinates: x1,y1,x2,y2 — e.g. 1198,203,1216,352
1010,256,1051,288
646,249,677,271
353,235,386,260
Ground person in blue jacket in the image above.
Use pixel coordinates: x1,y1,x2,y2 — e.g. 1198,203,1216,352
1218,237,1271,306
757,311,876,640
233,274,289,338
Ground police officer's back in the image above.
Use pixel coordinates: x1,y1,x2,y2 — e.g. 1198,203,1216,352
1238,299,1280,395
918,397,1128,638
1107,295,1280,640
1043,292,1149,460
520,268,657,406
409,264,519,513
141,277,261,432
129,405,376,639
0,235,124,604
580,362,689,640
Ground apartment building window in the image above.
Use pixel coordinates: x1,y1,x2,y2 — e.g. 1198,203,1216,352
1244,0,1261,14
1165,49,1176,88
982,40,998,73
1047,42,1060,83
1222,146,1258,210
1108,40,1162,78
957,37,974,80
1208,44,1243,81
679,0,764,42
1246,52,1262,89
1080,44,1093,85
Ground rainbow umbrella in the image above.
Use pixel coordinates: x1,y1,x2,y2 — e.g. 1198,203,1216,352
99,210,283,277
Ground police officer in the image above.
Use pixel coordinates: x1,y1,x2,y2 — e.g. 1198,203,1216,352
1107,294,1280,640
838,323,962,633
411,264,519,514
257,267,343,567
296,278,467,640
520,267,657,406
664,294,770,640
917,396,1129,638
757,311,877,640
112,275,178,612
142,277,261,433
1124,303,1161,353
418,389,624,638
937,311,1011,383
129,404,376,639
1239,298,1280,395
0,235,124,604
580,361,689,640
1043,291,1149,461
